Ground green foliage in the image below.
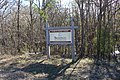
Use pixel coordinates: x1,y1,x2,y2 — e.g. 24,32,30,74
93,37,97,49
33,0,56,21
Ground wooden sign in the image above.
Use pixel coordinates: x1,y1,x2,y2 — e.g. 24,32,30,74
45,18,78,62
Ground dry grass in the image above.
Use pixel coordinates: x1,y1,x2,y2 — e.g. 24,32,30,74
0,54,120,80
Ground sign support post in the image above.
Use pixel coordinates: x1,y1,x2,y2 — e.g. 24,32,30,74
46,22,50,58
71,18,75,62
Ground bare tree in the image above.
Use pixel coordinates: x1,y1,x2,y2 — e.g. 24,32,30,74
17,0,20,53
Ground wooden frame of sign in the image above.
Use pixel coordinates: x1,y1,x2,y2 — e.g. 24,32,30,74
45,18,78,62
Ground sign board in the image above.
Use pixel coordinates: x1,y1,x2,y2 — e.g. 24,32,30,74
45,18,78,62
49,29,72,44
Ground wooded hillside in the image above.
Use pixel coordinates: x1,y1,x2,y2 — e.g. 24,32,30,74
0,0,120,80
0,0,119,60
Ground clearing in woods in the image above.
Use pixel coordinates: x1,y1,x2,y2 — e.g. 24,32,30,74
0,54,120,80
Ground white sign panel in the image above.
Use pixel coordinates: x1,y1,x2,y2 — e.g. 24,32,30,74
49,29,72,43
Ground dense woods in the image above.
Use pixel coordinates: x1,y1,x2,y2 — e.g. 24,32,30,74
0,0,120,80
0,0,120,59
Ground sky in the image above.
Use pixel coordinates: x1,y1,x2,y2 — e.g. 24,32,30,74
22,0,73,8
60,0,73,6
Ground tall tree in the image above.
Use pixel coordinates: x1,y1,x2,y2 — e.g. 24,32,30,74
30,0,34,52
75,0,85,57
17,0,20,53
97,0,102,60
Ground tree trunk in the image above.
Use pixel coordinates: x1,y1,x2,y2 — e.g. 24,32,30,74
17,0,20,53
30,0,34,52
97,0,102,60
80,0,85,57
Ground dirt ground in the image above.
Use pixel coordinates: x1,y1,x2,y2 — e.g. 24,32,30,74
0,54,120,80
